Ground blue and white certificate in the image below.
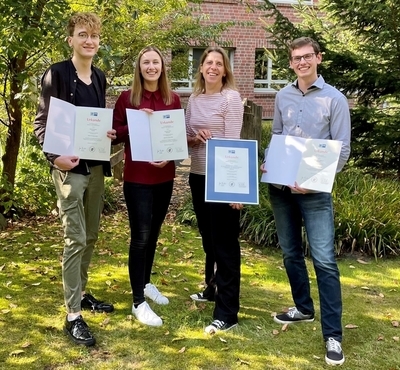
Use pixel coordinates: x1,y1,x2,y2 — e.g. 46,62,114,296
126,108,188,162
261,135,342,193
205,138,259,204
43,97,113,161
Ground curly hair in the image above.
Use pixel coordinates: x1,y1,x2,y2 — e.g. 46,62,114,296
67,12,101,36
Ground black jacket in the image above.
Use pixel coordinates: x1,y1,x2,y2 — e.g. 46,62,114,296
33,59,111,176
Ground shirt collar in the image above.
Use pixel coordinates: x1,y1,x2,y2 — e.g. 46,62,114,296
292,75,325,91
143,89,162,100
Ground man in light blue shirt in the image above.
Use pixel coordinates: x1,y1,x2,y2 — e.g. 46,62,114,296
262,37,351,366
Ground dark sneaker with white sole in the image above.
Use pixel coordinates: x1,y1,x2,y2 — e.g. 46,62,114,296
190,285,215,302
63,315,96,346
273,307,314,324
204,319,238,334
190,292,215,302
325,337,345,366
81,293,114,313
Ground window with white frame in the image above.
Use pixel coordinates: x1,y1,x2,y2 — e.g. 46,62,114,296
172,47,234,92
254,49,287,92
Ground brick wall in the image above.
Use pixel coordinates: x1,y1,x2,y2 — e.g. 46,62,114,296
106,1,318,119
184,0,317,118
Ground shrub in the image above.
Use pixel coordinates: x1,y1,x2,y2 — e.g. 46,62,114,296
333,169,400,258
176,121,400,257
103,177,123,214
174,193,197,226
11,140,57,216
6,135,124,216
240,184,278,247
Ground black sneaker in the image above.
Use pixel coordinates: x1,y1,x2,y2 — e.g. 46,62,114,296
273,307,314,324
190,292,215,302
63,315,96,346
204,319,238,334
81,293,114,313
325,337,345,366
190,285,215,302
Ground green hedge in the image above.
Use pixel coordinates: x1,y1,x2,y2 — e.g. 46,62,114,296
176,170,400,258
176,122,400,257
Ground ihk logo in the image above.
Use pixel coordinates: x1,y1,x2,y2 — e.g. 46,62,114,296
163,114,170,119
319,144,326,148
90,112,98,116
228,150,235,154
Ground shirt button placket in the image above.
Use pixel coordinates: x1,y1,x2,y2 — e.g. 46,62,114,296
296,97,305,136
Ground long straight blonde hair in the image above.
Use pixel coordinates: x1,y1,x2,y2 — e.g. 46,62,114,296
130,46,173,107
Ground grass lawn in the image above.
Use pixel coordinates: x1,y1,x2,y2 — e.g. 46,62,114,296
1,211,399,370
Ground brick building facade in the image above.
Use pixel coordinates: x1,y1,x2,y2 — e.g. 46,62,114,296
176,0,315,118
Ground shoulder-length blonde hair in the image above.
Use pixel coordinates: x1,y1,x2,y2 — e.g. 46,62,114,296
130,46,173,107
192,46,237,96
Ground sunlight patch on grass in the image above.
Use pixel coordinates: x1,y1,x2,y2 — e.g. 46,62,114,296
1,216,400,369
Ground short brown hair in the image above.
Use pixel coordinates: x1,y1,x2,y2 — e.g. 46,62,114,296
67,12,101,36
288,37,321,59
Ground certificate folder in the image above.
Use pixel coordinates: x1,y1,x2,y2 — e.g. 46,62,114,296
43,97,113,161
205,138,259,205
261,134,342,193
126,108,188,162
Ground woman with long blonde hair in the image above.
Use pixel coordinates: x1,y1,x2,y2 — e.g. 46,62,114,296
113,46,181,326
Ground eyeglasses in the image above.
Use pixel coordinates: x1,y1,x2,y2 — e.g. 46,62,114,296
75,32,100,41
291,53,316,64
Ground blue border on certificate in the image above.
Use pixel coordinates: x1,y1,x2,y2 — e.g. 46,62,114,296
205,138,259,205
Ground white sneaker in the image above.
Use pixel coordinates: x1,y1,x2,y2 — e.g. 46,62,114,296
144,283,169,305
132,301,162,327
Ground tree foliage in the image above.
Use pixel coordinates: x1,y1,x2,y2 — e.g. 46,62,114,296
65,0,237,85
0,0,236,215
0,0,69,214
257,0,400,177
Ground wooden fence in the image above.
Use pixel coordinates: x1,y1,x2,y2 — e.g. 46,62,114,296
110,144,124,180
241,98,262,148
110,99,263,180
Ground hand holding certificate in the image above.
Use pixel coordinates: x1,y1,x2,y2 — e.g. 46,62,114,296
43,97,113,161
261,134,342,193
126,108,188,162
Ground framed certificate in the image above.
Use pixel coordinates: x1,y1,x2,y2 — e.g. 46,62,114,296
43,97,113,161
205,138,259,205
126,108,189,162
261,135,342,193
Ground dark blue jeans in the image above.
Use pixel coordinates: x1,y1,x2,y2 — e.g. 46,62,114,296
124,180,173,305
189,173,241,324
269,184,342,341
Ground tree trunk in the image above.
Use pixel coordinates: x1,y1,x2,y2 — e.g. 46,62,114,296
0,55,26,215
0,0,48,214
